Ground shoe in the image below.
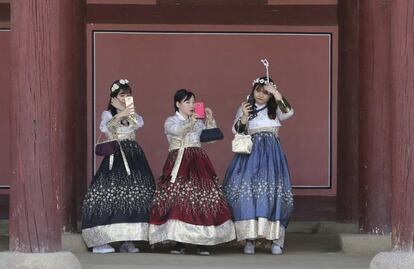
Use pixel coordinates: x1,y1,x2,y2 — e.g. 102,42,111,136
170,242,186,254
197,245,210,256
271,243,283,255
243,240,255,255
119,241,140,253
92,244,115,254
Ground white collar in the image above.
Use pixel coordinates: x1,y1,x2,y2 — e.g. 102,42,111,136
255,103,267,110
175,111,188,121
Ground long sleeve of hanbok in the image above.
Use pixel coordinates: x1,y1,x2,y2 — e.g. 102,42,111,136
276,107,294,121
232,107,245,134
99,111,114,134
128,112,144,130
99,111,144,136
164,117,194,137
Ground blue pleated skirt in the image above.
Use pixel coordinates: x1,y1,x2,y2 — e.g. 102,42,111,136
223,132,293,241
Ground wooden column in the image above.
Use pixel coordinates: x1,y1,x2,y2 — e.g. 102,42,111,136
390,0,414,251
59,0,87,233
358,0,392,234
336,0,360,223
9,0,86,252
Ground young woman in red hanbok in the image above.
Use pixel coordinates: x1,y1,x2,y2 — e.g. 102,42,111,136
149,89,235,255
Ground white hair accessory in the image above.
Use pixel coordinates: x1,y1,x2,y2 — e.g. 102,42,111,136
252,59,276,86
111,79,130,92
111,84,120,92
119,79,129,85
252,78,276,87
260,59,270,83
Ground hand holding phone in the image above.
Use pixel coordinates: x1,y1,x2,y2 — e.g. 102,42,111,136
246,95,256,116
194,102,205,119
125,96,135,115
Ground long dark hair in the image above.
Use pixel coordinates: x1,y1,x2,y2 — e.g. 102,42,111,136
174,89,195,112
249,76,278,120
107,80,132,116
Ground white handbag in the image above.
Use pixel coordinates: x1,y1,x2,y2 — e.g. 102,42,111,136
232,133,253,154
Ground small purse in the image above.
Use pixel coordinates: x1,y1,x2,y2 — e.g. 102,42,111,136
232,133,252,154
231,120,253,154
200,128,224,143
95,133,120,156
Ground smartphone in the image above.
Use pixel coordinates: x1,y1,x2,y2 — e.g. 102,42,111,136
246,95,256,116
125,96,135,114
194,102,205,119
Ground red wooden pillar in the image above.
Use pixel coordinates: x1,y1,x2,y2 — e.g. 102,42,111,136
9,0,86,252
58,0,87,233
337,0,360,223
390,0,414,251
358,0,392,234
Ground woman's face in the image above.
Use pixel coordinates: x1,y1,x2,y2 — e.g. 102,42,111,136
176,96,195,118
253,86,271,105
116,90,131,105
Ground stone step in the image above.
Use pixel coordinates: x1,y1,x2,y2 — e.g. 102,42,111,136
1,220,390,256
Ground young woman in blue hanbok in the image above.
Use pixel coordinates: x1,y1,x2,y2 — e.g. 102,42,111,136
224,76,294,255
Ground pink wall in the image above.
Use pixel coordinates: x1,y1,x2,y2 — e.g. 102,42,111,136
0,24,337,200
87,24,338,196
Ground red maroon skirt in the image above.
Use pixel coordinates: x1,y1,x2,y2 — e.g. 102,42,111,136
149,147,235,245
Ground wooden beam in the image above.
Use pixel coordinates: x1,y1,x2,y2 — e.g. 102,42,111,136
2,0,339,4
268,0,337,5
0,2,339,26
87,4,337,25
156,0,267,4
87,0,155,4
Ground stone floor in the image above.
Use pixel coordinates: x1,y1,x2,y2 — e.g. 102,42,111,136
1,232,374,269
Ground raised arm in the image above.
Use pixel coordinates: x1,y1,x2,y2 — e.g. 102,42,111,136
164,116,195,137
127,112,144,130
232,101,252,134
276,98,294,121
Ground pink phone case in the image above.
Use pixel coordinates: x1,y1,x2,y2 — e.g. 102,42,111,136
194,102,205,119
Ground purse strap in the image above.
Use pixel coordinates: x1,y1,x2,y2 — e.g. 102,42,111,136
96,132,129,175
96,132,104,144
96,131,118,144
248,104,268,121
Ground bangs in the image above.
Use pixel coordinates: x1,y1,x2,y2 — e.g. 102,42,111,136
254,84,266,93
181,92,195,102
118,87,131,95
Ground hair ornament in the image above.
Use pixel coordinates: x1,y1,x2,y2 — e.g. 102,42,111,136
261,59,270,83
111,83,120,92
252,59,275,86
119,79,129,85
111,79,129,92
252,78,276,87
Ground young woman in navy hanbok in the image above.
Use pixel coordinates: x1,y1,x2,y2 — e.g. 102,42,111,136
224,77,294,255
82,80,155,254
